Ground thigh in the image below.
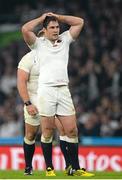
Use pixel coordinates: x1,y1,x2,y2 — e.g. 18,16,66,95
55,117,65,136
57,86,76,116
37,86,57,116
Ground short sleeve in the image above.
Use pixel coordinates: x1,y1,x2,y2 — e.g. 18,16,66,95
60,30,75,44
18,52,33,73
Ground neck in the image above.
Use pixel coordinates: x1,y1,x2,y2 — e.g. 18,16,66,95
44,36,57,44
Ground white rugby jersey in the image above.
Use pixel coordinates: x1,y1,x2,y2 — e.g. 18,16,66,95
30,30,74,86
18,51,39,95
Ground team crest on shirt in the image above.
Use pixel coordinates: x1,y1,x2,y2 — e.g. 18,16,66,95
34,59,36,63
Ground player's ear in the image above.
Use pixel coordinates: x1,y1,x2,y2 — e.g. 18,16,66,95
43,27,46,32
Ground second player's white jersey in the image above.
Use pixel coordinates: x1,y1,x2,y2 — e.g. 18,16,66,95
18,51,39,95
30,30,74,86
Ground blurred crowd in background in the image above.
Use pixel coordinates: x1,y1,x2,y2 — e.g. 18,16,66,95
0,0,122,140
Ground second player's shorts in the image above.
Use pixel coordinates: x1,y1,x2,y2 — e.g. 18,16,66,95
37,85,76,116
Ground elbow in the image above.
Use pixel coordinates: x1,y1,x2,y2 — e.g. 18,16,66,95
21,25,28,35
78,18,84,30
76,17,84,27
80,18,84,27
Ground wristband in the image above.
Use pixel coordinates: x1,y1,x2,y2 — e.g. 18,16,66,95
24,100,32,106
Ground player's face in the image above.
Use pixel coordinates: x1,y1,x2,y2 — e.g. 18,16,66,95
44,21,60,42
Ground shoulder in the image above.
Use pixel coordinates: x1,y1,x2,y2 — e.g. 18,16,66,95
60,30,74,43
18,51,35,71
21,51,33,61
22,50,37,61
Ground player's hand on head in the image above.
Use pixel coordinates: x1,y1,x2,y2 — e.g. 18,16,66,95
46,12,59,18
46,12,54,16
41,12,54,21
41,13,49,20
42,12,59,19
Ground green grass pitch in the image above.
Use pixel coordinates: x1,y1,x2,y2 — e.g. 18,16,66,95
0,170,122,179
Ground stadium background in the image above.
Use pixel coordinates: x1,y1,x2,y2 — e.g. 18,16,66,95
0,0,122,172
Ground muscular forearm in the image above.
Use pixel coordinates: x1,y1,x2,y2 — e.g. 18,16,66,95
21,13,48,46
17,81,30,103
22,16,44,32
57,15,84,26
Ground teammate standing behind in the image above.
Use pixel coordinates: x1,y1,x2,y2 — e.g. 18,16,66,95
21,12,94,177
17,51,71,176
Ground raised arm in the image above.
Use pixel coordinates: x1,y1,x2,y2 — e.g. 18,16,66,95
21,13,47,46
48,13,84,39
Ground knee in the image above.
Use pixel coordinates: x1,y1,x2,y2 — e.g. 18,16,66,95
59,131,65,136
25,132,36,141
66,127,78,138
42,127,54,138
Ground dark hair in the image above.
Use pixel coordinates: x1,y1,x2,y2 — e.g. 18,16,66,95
43,16,58,28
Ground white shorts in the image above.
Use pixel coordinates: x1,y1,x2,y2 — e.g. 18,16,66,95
37,85,76,116
24,95,41,126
